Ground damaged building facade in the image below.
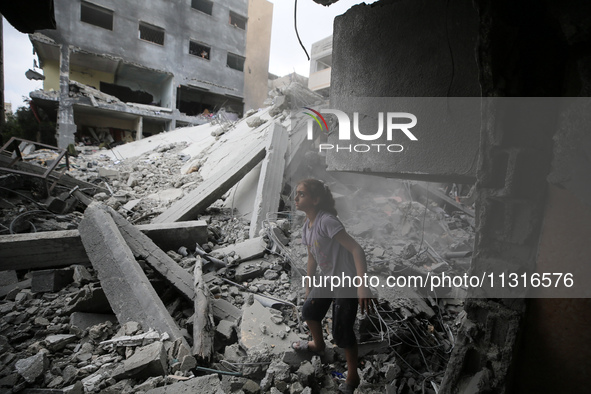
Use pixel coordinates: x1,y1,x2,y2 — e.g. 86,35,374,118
29,0,272,148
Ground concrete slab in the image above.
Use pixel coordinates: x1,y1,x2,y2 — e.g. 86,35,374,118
152,137,267,223
0,221,207,271
31,268,74,293
239,299,301,356
78,202,189,351
70,312,118,331
211,298,242,324
107,207,194,301
249,122,289,238
0,270,18,286
212,237,267,262
145,374,223,394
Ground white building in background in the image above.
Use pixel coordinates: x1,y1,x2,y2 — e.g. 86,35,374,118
308,35,332,96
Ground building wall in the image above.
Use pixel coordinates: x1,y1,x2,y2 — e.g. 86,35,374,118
328,0,480,182
42,59,60,91
70,64,114,90
41,0,248,99
308,35,332,93
243,0,273,112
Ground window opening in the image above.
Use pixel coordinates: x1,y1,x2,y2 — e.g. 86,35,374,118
226,53,245,71
189,41,211,60
80,2,113,30
139,22,165,45
191,0,213,15
229,12,246,30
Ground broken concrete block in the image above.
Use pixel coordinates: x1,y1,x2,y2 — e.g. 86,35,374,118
123,341,167,379
123,321,142,336
98,167,120,179
0,373,18,388
215,320,236,341
234,260,266,282
70,312,118,331
0,270,18,287
211,298,242,324
145,373,223,394
44,334,77,351
31,268,74,293
267,359,291,382
180,355,197,372
15,352,47,383
79,203,189,351
108,206,195,301
0,278,31,299
242,379,261,394
239,299,301,356
249,122,289,239
297,360,315,386
72,265,93,285
290,381,305,394
213,237,267,263
14,289,33,303
264,269,280,280
246,116,266,128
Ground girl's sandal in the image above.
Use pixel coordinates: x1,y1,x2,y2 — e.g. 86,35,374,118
291,340,325,356
338,382,358,394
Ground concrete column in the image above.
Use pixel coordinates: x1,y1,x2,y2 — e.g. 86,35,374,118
56,44,76,148
134,116,143,140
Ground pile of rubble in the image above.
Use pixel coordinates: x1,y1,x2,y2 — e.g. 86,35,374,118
0,83,475,393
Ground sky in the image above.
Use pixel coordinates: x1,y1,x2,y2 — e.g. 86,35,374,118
2,0,377,112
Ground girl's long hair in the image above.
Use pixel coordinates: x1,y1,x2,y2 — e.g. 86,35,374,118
298,179,338,216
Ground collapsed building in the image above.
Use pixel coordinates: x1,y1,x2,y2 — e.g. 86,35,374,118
0,83,478,393
0,0,590,393
27,0,273,148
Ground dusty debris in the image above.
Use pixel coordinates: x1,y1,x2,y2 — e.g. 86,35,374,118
0,84,476,394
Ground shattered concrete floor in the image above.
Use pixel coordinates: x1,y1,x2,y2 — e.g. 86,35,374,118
0,84,475,393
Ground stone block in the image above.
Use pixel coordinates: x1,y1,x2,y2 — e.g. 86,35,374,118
15,353,47,383
0,270,18,287
296,360,315,386
123,341,167,379
213,237,267,262
72,265,93,285
31,268,74,293
234,260,266,282
44,334,77,351
211,298,242,324
216,320,236,341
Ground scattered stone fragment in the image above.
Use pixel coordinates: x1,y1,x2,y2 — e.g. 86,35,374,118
44,334,77,351
180,355,197,371
70,312,118,331
216,320,236,341
297,360,315,386
123,341,168,379
15,352,47,383
72,265,94,285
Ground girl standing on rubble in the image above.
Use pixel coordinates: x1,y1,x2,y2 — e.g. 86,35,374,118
292,178,374,394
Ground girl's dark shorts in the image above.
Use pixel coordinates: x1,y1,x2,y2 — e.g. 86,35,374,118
301,287,358,348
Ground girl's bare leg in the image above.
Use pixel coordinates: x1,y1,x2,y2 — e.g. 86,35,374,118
344,343,360,387
305,320,326,352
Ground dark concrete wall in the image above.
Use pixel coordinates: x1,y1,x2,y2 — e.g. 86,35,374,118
327,0,481,182
331,0,480,98
327,0,591,393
